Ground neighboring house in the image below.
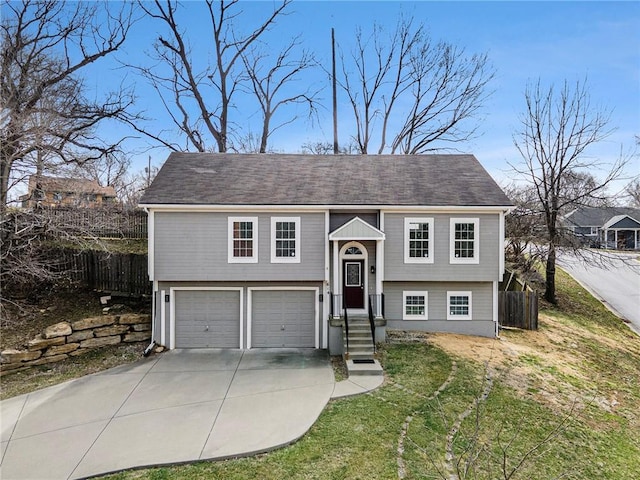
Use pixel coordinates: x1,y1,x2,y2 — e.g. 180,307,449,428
563,206,640,250
140,153,512,355
20,175,116,208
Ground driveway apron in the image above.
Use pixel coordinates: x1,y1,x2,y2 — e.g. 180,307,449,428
0,349,334,480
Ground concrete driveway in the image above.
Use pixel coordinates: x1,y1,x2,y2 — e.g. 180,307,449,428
0,349,337,479
558,251,640,335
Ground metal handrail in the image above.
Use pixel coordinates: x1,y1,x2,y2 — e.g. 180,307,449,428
343,291,349,354
367,294,376,352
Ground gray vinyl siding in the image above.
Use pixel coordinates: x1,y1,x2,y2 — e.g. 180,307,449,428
154,211,325,281
383,213,501,281
383,281,496,337
330,211,378,231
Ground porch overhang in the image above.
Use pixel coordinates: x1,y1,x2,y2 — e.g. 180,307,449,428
329,216,386,241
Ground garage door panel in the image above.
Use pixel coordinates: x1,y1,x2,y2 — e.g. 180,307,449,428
252,290,315,348
176,290,240,348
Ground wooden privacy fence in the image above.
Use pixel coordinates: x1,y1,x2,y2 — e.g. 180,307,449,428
59,249,151,295
498,290,538,330
47,208,147,239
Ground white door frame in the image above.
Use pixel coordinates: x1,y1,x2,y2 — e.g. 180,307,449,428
338,241,368,315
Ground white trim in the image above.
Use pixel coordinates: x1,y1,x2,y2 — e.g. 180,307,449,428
169,287,244,350
450,218,480,264
492,281,499,331
228,216,258,263
246,287,320,349
270,216,301,263
147,209,155,280
323,211,330,348
403,291,429,320
404,217,435,264
499,211,505,276
332,241,340,317
447,291,473,320
160,289,166,347
338,241,368,314
142,204,512,213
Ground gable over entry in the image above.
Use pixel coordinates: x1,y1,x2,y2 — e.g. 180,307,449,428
330,217,385,317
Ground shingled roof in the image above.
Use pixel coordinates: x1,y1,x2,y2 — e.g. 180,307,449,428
140,153,512,207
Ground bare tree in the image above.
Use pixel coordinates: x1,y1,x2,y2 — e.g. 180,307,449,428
132,0,294,153
337,17,494,154
300,141,357,155
512,78,625,304
0,0,136,207
238,37,319,153
625,179,640,208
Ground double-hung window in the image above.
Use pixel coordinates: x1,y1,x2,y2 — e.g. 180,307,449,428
447,291,472,320
450,218,479,264
403,291,428,320
404,217,434,264
228,217,258,263
271,217,300,263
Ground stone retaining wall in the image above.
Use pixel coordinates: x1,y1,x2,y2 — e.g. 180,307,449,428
0,313,151,375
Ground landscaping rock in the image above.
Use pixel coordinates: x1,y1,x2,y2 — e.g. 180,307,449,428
80,336,121,349
155,345,165,353
100,295,112,305
44,343,80,356
118,313,150,325
70,348,89,357
1,349,42,363
72,315,117,331
28,354,68,366
94,325,129,337
67,330,95,343
27,335,65,351
132,323,151,332
123,331,151,343
43,322,72,339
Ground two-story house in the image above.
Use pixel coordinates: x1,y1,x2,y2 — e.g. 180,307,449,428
20,175,117,208
140,153,512,355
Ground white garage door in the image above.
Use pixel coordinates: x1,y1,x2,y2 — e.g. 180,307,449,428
175,290,240,348
251,290,316,348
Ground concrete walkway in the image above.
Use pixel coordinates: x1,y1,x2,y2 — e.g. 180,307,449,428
0,348,381,480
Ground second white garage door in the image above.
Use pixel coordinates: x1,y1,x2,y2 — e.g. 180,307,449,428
251,290,316,348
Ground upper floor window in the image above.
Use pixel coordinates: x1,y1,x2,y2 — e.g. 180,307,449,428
228,217,258,263
450,218,479,264
404,217,434,264
447,291,472,320
271,217,300,263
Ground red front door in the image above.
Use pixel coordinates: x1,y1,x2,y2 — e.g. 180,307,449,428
343,260,364,309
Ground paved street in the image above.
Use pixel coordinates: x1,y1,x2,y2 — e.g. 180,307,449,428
558,251,640,336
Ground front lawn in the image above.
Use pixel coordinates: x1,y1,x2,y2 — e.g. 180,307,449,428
101,270,640,479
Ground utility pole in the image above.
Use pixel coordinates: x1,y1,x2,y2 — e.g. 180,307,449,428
332,28,339,154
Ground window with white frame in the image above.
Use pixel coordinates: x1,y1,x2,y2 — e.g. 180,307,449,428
228,217,258,263
447,291,472,320
450,218,479,264
271,217,300,263
404,217,434,264
403,291,428,320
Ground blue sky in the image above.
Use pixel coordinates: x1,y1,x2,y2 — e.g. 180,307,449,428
43,1,640,192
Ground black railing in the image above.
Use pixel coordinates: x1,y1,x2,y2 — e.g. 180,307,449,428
343,295,349,353
368,293,385,318
367,295,376,353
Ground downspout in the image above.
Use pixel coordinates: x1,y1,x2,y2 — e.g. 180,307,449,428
143,206,156,357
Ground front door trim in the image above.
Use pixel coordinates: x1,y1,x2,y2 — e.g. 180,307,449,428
338,241,368,314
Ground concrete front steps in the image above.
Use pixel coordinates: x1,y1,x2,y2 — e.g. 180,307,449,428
342,316,383,377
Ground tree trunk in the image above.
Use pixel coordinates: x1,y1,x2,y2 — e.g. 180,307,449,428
545,243,557,304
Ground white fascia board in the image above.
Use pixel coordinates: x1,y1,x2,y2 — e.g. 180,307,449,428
140,203,513,213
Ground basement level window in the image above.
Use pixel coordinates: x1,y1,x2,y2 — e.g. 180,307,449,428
447,291,472,320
